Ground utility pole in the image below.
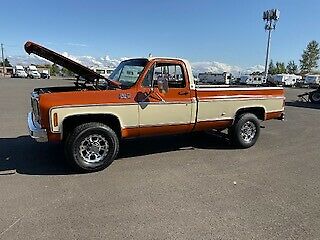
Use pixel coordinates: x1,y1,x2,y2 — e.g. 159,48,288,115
263,9,280,79
1,43,5,76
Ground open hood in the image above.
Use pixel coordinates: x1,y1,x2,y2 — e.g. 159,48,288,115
24,41,119,87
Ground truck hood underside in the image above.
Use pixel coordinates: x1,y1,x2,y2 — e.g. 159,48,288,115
24,41,119,89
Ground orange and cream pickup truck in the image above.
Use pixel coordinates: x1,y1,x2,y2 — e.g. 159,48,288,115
25,41,285,172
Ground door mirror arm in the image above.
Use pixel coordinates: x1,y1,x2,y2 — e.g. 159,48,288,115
143,88,166,103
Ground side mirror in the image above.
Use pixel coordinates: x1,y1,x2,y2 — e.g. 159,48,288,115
157,76,169,94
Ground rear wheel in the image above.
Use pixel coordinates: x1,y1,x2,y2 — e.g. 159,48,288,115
229,113,260,148
64,122,119,172
310,91,320,103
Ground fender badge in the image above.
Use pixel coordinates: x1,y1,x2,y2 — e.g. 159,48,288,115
119,93,131,99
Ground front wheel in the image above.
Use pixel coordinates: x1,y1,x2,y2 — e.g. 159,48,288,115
229,113,260,148
64,122,119,172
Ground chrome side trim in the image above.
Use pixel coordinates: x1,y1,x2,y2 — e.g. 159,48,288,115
196,117,233,122
50,101,192,110
27,112,48,142
196,86,283,91
198,96,284,102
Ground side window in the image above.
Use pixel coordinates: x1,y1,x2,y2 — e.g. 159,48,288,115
143,63,186,88
142,65,155,87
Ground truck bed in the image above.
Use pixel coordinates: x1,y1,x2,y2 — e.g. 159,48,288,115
193,85,285,131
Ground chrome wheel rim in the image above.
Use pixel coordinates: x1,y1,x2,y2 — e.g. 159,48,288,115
240,121,257,143
79,134,109,163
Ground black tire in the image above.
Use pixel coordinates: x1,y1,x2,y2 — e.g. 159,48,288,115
309,91,320,103
64,122,119,172
229,113,260,148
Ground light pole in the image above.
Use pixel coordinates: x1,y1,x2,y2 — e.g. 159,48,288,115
263,9,280,79
1,43,5,76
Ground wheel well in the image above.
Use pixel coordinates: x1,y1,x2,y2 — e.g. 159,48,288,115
235,107,265,121
62,114,121,140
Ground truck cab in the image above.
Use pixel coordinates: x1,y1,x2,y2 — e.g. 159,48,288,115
12,65,27,78
27,65,41,79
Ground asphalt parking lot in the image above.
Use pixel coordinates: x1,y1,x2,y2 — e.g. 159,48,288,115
0,77,320,239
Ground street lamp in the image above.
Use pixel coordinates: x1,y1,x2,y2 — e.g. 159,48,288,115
263,9,280,78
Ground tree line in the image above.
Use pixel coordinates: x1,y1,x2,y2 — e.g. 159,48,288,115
269,40,320,75
0,58,12,67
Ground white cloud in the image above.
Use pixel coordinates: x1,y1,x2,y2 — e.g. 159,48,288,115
243,65,265,74
191,61,242,75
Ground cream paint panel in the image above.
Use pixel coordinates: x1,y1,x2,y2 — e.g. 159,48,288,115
50,105,138,132
139,102,193,126
197,98,284,121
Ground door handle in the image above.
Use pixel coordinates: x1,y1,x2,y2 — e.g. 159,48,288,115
178,91,189,95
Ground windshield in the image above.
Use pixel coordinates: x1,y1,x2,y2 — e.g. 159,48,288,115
109,59,148,87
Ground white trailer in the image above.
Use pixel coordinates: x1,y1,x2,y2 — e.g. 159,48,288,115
271,74,302,86
198,72,231,85
305,75,320,88
239,75,266,85
91,67,115,78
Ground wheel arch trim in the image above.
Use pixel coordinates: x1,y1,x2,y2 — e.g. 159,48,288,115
233,106,267,124
49,106,127,137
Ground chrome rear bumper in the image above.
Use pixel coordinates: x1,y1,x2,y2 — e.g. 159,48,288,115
27,112,48,142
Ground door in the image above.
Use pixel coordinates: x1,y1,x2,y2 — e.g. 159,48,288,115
136,60,194,136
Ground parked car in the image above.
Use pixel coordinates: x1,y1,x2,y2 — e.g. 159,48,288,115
25,41,285,172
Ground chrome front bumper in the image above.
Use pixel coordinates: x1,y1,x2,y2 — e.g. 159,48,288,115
27,112,48,142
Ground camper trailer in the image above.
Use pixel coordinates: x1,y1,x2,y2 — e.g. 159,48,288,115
198,72,231,85
239,75,266,85
305,75,320,88
91,67,115,78
271,74,302,86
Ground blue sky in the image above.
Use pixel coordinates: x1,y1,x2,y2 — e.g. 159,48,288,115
1,0,320,68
